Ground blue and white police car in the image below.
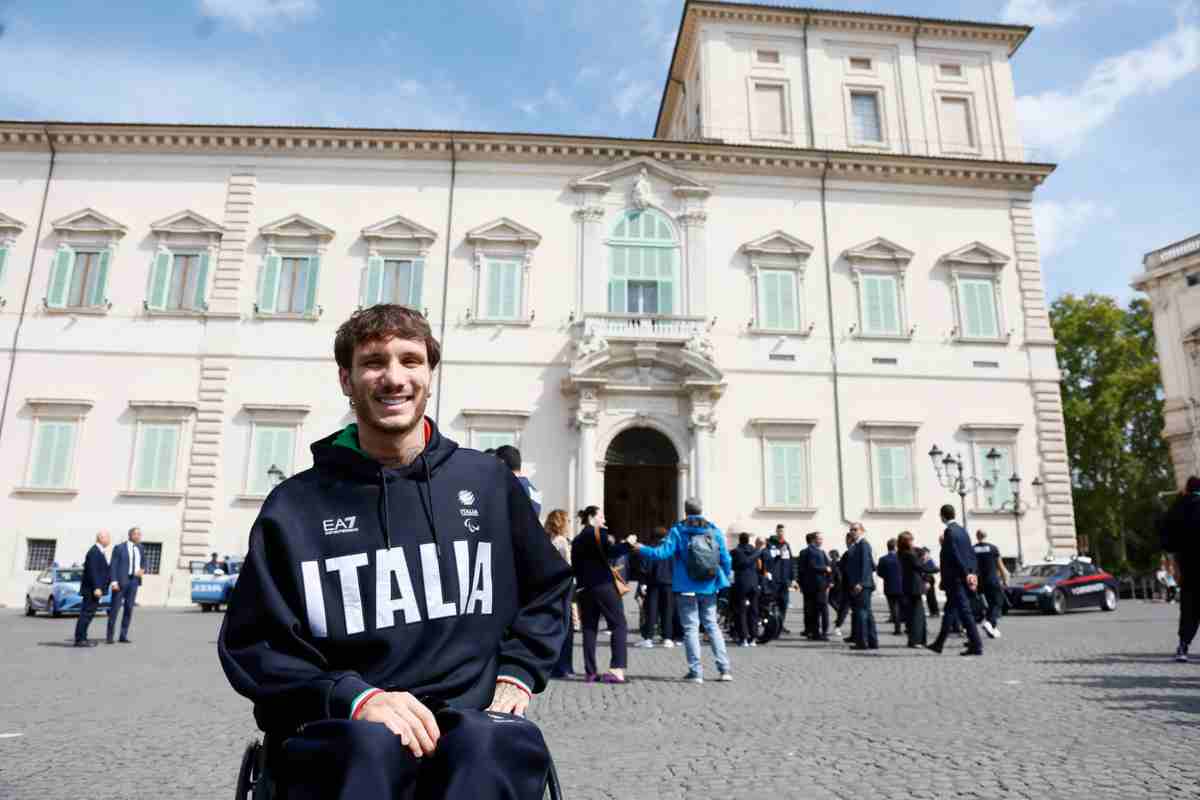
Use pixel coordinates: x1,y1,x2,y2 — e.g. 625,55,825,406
190,558,242,612
1005,557,1118,615
25,564,112,617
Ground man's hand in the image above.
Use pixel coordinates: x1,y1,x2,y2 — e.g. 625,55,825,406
966,575,978,592
487,681,530,717
852,583,863,595
110,581,119,592
93,588,102,599
357,691,440,758
135,568,144,578
625,535,640,549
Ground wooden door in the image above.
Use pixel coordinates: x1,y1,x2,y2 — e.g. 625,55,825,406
603,465,678,540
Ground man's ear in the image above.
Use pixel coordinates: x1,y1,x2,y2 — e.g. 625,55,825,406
338,367,352,398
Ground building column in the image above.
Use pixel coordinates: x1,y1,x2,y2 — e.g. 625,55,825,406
678,207,708,317
575,389,601,506
689,389,716,506
574,203,607,316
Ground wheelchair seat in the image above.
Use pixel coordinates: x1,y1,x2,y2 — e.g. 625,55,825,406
235,734,564,799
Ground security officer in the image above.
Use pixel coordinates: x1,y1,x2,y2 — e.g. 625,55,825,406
762,524,796,634
801,532,832,641
929,505,983,656
973,530,1008,639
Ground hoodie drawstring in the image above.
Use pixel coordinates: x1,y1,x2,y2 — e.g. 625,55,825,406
378,469,392,550
418,453,442,557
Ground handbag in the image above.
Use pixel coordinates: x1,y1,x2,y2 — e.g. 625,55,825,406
596,527,633,597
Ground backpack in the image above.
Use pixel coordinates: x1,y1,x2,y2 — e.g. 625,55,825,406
685,524,720,582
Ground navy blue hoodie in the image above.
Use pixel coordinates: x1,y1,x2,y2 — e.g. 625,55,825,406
218,418,573,734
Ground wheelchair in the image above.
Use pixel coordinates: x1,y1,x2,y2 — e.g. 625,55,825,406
235,734,564,799
717,587,782,645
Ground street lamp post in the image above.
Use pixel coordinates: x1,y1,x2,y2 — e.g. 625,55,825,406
927,445,992,530
983,469,1043,569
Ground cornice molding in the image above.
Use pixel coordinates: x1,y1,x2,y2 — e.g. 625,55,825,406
0,122,1055,190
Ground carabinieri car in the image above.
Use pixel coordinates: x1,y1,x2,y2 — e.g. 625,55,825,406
190,558,242,612
25,564,112,617
1005,557,1118,615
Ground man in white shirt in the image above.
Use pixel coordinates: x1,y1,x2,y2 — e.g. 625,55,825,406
107,526,145,644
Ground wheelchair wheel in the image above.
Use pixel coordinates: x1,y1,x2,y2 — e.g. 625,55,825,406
235,740,259,800
543,755,563,800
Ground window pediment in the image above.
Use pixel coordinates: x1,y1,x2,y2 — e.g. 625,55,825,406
150,210,225,238
742,231,813,274
941,241,1010,272
569,156,711,199
50,208,127,238
260,214,335,244
844,237,913,270
362,215,438,254
465,217,541,247
26,397,94,417
460,409,531,432
243,403,311,424
128,400,199,422
0,210,26,240
859,420,921,440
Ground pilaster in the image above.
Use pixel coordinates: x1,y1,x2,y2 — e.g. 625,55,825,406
1009,199,1054,344
209,167,257,314
178,357,233,568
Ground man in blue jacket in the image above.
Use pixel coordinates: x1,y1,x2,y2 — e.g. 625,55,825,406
876,538,903,636
800,532,832,641
929,505,983,656
107,527,144,644
632,498,733,683
219,305,572,800
844,523,878,650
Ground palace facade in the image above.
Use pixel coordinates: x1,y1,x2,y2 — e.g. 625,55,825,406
0,1,1076,607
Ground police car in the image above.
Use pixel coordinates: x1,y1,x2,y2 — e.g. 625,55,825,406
25,564,112,617
1005,557,1118,615
190,558,242,612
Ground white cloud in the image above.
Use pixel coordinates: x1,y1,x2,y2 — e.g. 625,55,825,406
1016,10,1200,156
516,86,568,116
0,35,472,131
199,0,318,32
612,77,659,118
1000,0,1082,27
1034,200,1110,260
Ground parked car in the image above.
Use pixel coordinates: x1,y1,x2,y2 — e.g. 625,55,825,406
190,558,242,612
25,564,112,617
1005,557,1118,615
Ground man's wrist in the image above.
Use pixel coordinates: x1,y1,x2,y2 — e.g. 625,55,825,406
495,676,532,699
350,688,383,720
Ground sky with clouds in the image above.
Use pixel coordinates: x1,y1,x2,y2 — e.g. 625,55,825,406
0,0,1195,303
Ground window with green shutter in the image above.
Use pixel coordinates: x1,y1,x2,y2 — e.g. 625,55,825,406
978,444,1014,508
875,444,914,508
475,431,517,451
250,425,296,494
766,440,806,506
134,424,180,491
483,258,522,320
861,273,901,335
958,278,1000,338
29,420,77,489
759,269,799,330
0,246,8,288
50,249,110,309
607,208,678,315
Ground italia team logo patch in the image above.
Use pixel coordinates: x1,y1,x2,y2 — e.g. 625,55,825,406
458,490,476,506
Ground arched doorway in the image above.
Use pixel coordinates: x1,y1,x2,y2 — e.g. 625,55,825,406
603,427,679,539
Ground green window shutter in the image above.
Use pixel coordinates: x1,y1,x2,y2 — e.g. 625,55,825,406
975,281,999,337
148,250,173,311
304,255,320,314
863,276,884,333
364,255,384,306
779,272,797,330
49,422,75,488
193,253,211,310
877,446,896,507
761,272,780,329
501,261,519,318
409,258,425,308
960,280,979,337
87,248,111,307
769,444,786,505
156,426,179,490
486,260,502,318
786,444,803,505
136,426,161,490
879,276,899,333
659,250,675,314
273,427,295,476
0,246,8,286
258,254,281,313
892,447,913,506
46,247,75,308
252,427,278,494
31,423,58,487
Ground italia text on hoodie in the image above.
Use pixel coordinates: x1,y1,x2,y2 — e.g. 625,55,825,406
218,418,574,735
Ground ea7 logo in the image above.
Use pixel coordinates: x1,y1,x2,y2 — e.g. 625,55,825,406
322,517,359,535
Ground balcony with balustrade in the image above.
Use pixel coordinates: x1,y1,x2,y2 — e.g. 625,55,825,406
576,313,708,343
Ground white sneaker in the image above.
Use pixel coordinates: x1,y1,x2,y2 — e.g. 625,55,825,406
1176,645,1189,663
981,620,997,639
718,672,733,682
634,639,655,649
683,672,703,684
749,640,758,647
661,639,675,649
833,628,842,638
991,626,1002,639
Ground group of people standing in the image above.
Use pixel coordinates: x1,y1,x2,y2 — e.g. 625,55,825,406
73,526,147,647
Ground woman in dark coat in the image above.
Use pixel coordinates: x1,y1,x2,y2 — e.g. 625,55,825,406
730,532,764,646
571,505,631,683
898,531,939,648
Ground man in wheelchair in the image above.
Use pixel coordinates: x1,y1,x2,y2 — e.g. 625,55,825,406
219,305,573,799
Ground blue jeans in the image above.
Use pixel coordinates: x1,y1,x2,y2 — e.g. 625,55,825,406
676,593,730,676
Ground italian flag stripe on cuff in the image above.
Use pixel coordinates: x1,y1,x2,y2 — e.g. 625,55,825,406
496,676,532,698
350,688,383,720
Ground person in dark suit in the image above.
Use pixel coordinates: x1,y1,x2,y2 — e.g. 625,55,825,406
929,506,983,656
730,532,764,646
844,522,878,650
801,532,832,641
897,531,938,648
876,538,903,635
107,526,145,644
74,530,111,647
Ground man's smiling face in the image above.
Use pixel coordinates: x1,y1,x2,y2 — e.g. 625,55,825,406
339,335,432,440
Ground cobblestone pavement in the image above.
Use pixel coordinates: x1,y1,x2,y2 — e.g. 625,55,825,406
1,597,1197,800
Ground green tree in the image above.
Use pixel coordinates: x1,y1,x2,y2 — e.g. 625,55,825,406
1050,294,1173,573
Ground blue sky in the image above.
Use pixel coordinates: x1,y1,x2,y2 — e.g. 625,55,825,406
0,0,1196,303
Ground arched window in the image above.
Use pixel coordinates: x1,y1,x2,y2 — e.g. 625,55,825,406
607,208,679,315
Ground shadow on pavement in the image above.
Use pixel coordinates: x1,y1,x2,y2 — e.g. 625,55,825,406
37,641,81,648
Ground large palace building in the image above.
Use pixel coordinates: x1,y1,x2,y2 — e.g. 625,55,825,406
0,2,1076,607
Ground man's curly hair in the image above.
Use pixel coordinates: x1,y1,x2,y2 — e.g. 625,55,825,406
334,305,442,370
